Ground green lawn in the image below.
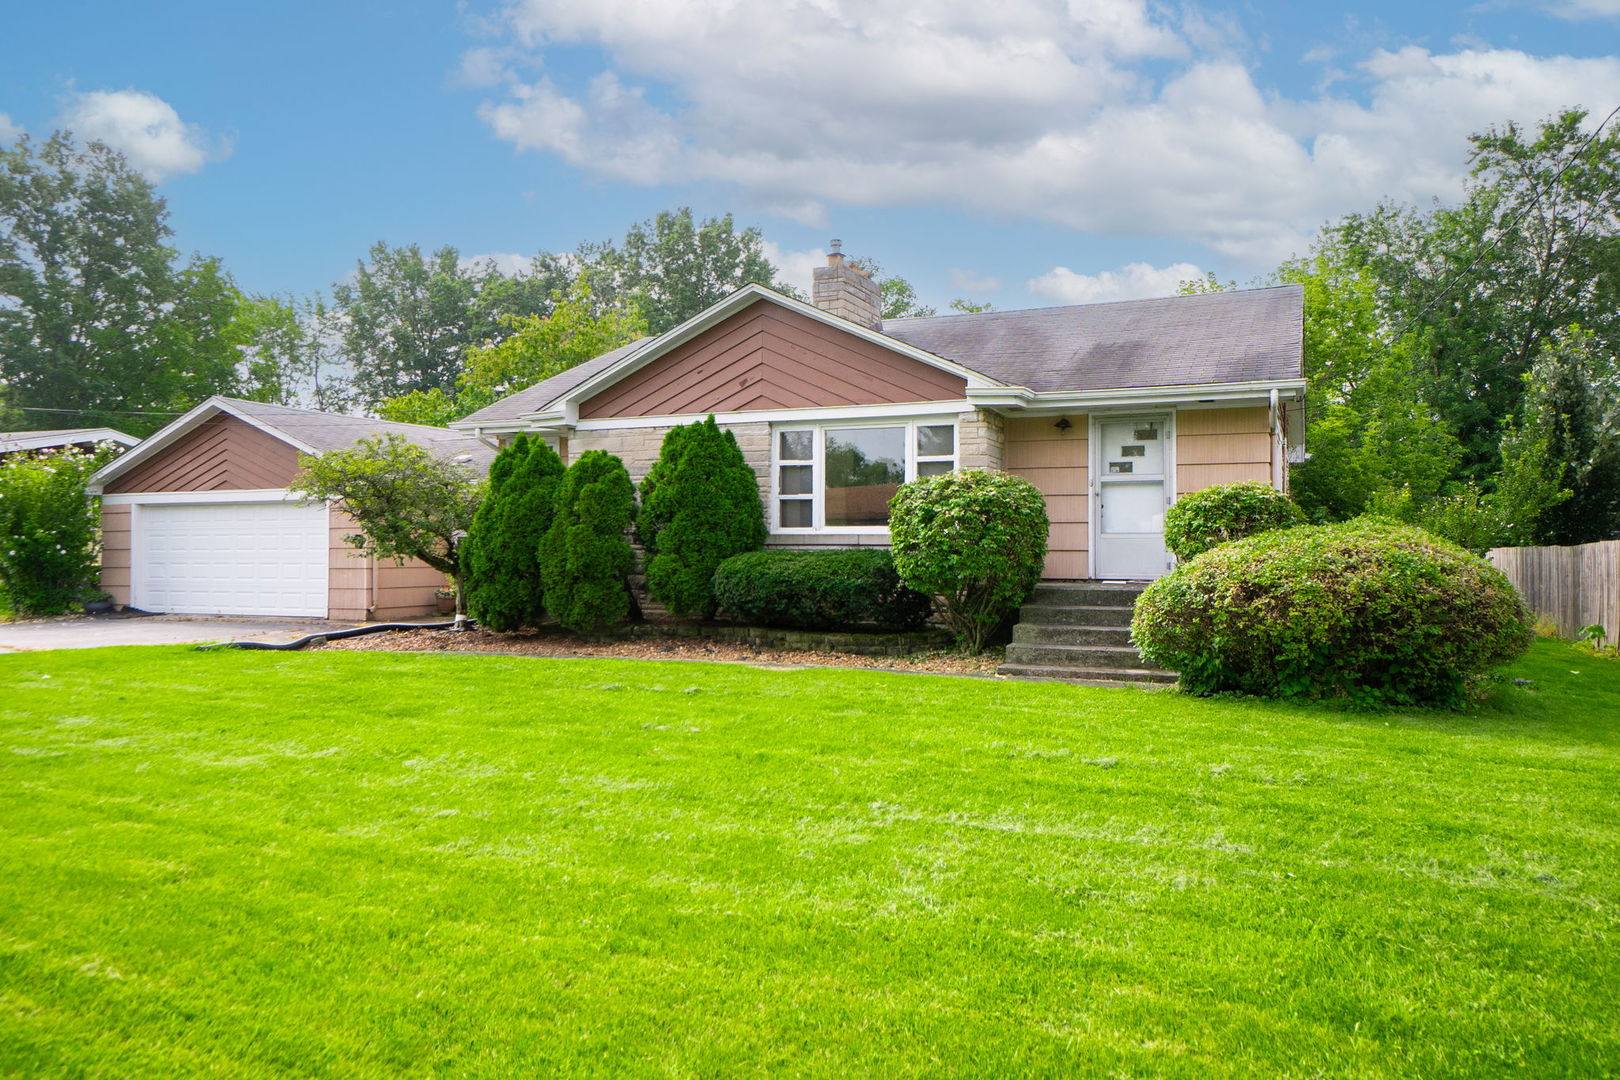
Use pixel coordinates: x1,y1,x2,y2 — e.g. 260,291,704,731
2,643,1617,1078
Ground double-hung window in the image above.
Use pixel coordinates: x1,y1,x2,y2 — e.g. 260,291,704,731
773,419,957,532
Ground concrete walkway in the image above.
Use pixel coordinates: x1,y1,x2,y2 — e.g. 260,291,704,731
0,613,443,652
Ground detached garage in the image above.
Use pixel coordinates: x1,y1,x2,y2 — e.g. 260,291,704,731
91,397,495,620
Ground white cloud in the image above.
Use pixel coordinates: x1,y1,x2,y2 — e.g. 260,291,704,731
1545,0,1620,16
59,89,225,181
1028,261,1205,304
460,251,534,276
0,113,21,143
760,239,825,296
471,0,1620,266
949,267,1002,294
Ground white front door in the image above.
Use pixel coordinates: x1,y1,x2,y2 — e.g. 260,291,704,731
1092,415,1172,580
134,499,330,616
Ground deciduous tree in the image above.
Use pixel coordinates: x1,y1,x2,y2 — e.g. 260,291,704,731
290,434,486,617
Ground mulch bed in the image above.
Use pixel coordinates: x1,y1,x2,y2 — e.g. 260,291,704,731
314,626,1003,677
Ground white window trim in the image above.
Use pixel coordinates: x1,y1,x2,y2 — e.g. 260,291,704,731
770,416,958,535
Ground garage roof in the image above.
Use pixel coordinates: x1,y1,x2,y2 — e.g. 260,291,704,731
90,396,496,493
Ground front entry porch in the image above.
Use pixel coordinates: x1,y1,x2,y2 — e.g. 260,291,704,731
998,582,1175,686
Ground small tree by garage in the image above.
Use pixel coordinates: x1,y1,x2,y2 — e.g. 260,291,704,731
291,434,485,619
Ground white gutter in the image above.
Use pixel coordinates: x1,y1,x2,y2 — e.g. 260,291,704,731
965,378,1306,413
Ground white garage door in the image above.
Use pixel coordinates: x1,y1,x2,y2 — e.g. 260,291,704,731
135,499,330,617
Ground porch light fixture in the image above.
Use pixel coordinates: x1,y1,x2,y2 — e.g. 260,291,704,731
1053,417,1073,433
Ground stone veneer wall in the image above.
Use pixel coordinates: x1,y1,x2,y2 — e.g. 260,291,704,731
957,408,1004,471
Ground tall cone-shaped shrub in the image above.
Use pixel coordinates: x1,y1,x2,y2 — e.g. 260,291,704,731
633,423,693,553
465,434,565,632
540,450,636,635
642,417,766,618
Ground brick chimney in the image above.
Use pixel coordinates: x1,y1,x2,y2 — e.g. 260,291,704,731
811,239,882,330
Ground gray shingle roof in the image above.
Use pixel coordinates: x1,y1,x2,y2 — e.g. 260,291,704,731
0,427,137,452
880,285,1303,392
457,337,654,425
219,398,497,467
460,286,1302,424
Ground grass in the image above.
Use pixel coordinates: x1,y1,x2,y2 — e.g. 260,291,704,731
1,642,1617,1078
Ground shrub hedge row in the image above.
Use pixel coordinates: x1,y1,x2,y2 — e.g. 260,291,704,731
712,549,931,633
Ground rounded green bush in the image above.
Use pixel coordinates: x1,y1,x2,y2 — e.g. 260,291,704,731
888,470,1048,653
1131,519,1535,706
1163,480,1304,561
712,549,931,632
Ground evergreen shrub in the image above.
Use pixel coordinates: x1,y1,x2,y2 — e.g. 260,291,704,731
712,549,931,632
888,470,1048,653
1163,480,1304,561
0,447,103,617
539,450,635,636
633,423,692,553
641,417,766,618
1132,519,1535,707
464,435,566,632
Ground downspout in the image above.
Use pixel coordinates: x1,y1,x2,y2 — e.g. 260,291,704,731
1268,388,1283,491
368,553,379,620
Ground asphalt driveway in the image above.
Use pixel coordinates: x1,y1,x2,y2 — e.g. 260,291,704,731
0,613,399,652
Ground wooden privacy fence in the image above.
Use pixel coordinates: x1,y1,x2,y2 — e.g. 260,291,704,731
1487,540,1620,639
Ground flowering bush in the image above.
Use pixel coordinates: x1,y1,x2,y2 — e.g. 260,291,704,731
0,446,105,617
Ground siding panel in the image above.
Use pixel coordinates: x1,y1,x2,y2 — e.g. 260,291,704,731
1004,416,1089,579
582,302,967,419
1174,407,1272,496
105,414,300,494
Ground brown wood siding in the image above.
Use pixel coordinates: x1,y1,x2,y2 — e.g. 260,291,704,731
105,413,300,494
100,504,132,605
326,506,444,620
1005,416,1089,579
581,301,967,419
1175,407,1271,495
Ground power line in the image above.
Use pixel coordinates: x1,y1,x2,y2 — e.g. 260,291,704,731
1383,103,1620,346
6,405,186,417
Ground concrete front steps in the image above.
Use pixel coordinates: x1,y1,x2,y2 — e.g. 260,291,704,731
999,583,1177,688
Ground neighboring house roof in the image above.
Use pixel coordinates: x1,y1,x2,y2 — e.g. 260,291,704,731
455,282,1304,430
89,396,496,492
881,285,1303,393
0,427,139,454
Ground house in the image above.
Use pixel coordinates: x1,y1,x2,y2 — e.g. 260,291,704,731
0,427,139,457
87,397,495,619
456,245,1305,581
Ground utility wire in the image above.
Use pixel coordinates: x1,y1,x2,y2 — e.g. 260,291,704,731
1381,102,1620,347
6,405,187,417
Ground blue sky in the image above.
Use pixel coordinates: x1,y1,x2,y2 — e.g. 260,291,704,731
4,0,1615,312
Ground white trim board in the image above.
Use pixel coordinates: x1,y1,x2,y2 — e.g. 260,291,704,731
569,400,974,432
103,488,310,506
